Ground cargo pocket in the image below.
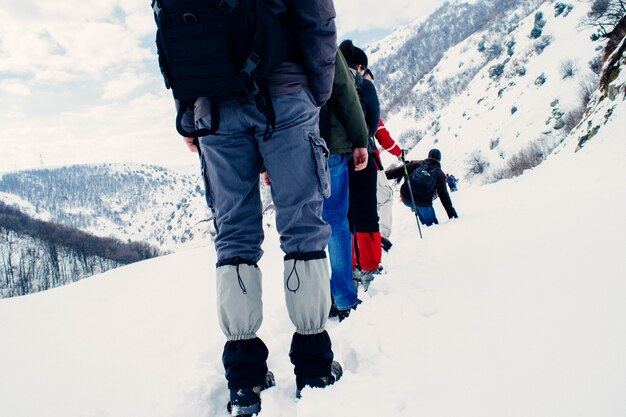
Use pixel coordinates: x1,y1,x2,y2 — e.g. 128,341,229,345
308,133,331,198
200,153,215,209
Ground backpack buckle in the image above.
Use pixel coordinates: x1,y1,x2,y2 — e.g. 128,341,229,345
241,53,260,78
219,0,238,14
151,0,162,19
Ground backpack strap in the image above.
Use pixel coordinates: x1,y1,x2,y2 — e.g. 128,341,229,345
175,99,220,138
254,81,276,141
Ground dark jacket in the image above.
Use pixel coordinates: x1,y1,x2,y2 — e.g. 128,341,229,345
352,71,380,138
386,158,458,219
320,50,369,155
186,0,337,124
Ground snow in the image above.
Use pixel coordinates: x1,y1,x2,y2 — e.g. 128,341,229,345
1,99,625,417
382,0,601,184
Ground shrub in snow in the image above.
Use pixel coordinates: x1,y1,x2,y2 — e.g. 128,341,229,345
562,75,598,132
465,151,490,177
530,11,546,39
554,3,573,17
511,106,518,114
398,128,425,149
534,35,553,54
585,0,626,39
560,59,577,79
489,63,505,80
535,73,547,86
487,140,555,182
506,39,516,56
588,54,603,74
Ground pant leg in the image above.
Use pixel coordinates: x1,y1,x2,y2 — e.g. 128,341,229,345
323,154,358,310
376,170,394,239
257,89,335,382
348,155,381,272
197,102,264,263
415,205,439,226
197,99,267,390
259,89,331,256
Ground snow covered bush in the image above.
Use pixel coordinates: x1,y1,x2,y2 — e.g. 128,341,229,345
530,11,546,39
487,140,554,182
489,63,506,80
560,59,577,79
465,151,490,177
554,2,573,17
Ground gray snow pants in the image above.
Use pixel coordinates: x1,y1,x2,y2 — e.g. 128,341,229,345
197,89,332,340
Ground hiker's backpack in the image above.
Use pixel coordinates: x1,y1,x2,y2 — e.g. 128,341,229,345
349,68,380,156
151,0,287,137
409,163,440,196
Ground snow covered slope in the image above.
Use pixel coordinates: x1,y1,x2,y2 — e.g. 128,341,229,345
374,0,602,185
1,81,625,417
0,163,211,249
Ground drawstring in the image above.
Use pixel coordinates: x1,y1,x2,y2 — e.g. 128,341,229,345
285,260,301,293
236,264,248,295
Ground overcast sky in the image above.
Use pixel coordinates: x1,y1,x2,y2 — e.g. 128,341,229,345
0,0,446,172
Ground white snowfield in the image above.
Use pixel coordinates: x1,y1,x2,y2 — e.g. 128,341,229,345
1,105,625,417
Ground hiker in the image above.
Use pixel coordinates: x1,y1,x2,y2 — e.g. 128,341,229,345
152,0,341,412
447,174,459,192
321,50,369,321
386,149,459,226
262,49,368,322
363,68,403,253
338,39,382,291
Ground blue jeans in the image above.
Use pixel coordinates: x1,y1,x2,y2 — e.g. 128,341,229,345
323,154,358,310
403,202,439,226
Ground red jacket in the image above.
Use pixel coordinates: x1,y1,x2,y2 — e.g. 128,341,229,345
374,119,402,158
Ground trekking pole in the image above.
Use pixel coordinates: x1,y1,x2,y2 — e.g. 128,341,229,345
399,153,423,239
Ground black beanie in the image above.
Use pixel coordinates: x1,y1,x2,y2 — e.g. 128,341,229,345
428,149,441,161
339,39,368,70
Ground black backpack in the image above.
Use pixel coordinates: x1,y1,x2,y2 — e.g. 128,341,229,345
409,163,439,196
151,0,287,137
349,68,380,159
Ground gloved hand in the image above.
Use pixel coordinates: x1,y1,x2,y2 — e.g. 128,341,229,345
399,149,409,161
449,209,458,219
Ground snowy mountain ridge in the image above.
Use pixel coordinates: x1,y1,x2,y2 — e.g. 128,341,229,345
0,163,212,249
370,0,602,186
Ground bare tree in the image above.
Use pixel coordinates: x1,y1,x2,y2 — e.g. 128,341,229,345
585,0,626,39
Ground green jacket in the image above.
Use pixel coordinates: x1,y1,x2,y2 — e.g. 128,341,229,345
321,50,369,155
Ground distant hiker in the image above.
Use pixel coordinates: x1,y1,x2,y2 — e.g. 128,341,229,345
363,68,403,253
447,174,459,192
317,49,369,321
338,39,382,291
386,149,459,226
151,0,341,411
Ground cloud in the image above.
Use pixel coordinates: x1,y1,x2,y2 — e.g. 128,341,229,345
0,80,31,96
0,0,449,173
0,1,154,82
335,0,446,41
101,71,151,100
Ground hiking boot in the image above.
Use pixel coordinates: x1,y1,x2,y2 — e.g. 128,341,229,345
330,299,362,321
381,237,393,252
329,303,339,319
227,371,275,416
353,268,375,291
295,361,343,399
